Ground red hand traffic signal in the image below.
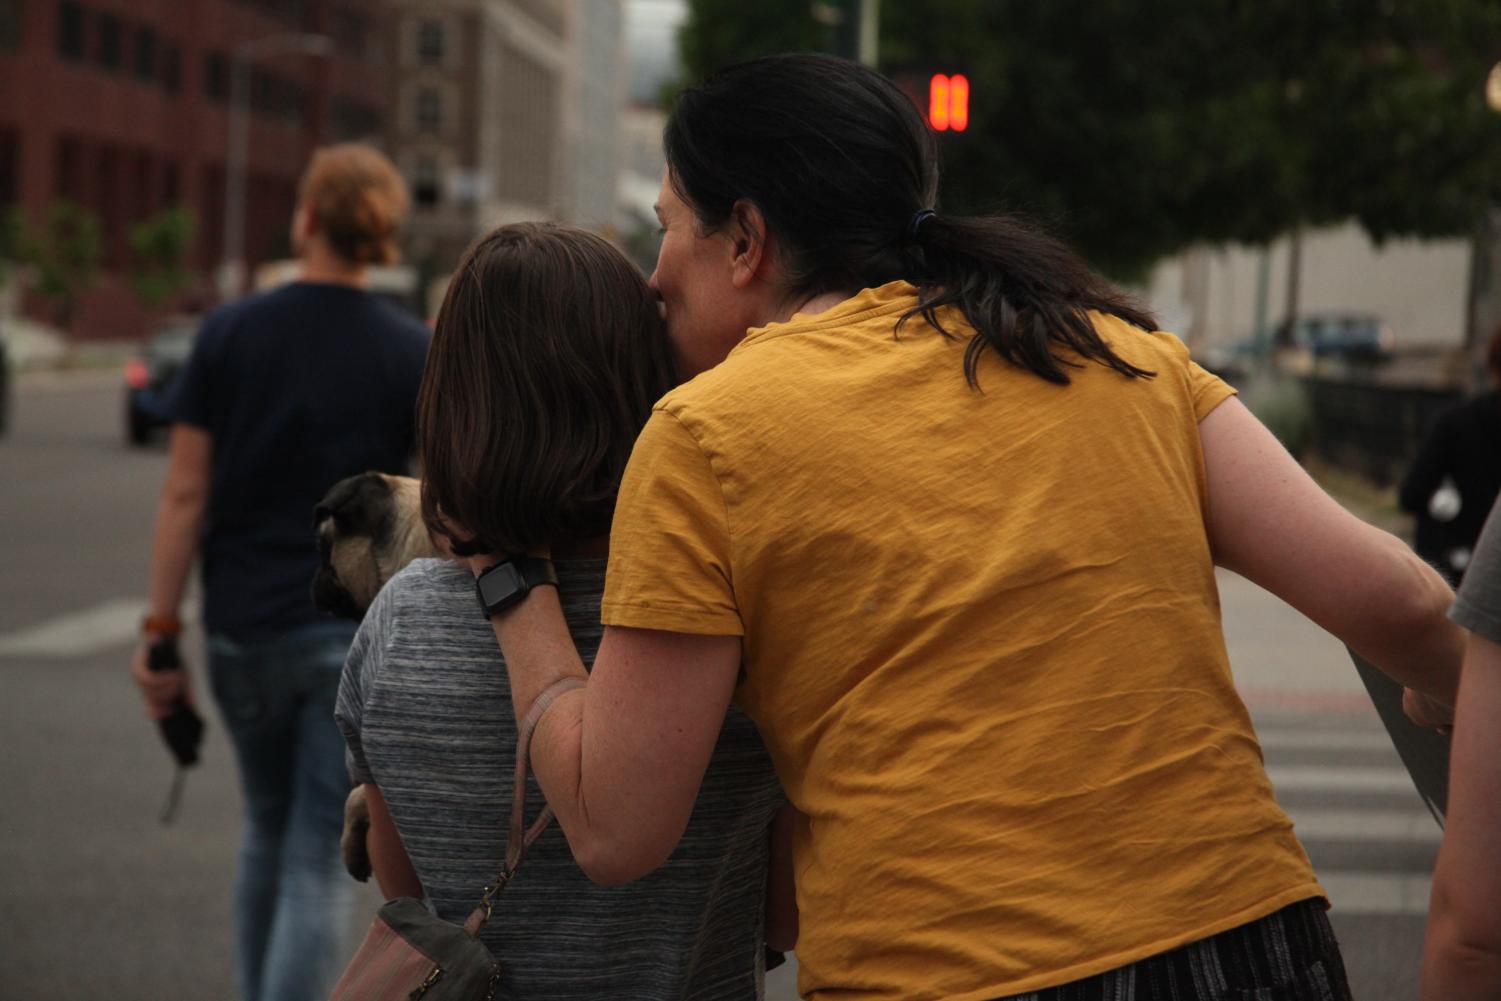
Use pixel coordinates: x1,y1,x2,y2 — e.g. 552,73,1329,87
929,73,969,132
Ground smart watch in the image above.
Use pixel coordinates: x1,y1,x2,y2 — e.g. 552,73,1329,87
474,555,558,619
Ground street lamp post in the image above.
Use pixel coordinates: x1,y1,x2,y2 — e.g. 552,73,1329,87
218,33,333,299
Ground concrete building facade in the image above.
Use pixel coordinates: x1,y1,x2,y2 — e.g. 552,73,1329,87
387,0,627,305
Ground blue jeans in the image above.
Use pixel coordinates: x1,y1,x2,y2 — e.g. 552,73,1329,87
207,620,358,1001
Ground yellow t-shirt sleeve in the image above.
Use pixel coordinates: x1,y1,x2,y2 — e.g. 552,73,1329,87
1187,358,1237,421
1141,328,1238,421
601,408,745,636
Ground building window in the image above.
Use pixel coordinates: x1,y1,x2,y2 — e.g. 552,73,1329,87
0,129,19,208
54,135,85,202
415,88,441,133
134,26,157,82
162,160,179,204
333,99,381,140
57,1,86,60
0,0,24,51
163,43,181,94
95,11,121,71
204,51,229,101
331,5,368,59
417,20,443,65
413,156,440,208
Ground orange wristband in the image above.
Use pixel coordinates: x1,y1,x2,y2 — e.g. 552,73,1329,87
142,614,182,637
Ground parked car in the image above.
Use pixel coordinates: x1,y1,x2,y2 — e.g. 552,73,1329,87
1282,312,1394,362
124,317,198,445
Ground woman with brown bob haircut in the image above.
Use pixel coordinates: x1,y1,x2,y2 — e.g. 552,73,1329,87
335,222,789,999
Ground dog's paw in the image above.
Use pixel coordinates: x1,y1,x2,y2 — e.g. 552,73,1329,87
340,785,373,883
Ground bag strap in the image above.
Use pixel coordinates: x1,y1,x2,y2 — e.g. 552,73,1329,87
472,675,587,930
507,675,587,873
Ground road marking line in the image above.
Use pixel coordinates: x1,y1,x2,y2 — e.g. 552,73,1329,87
1287,808,1441,843
1266,765,1418,794
1255,729,1395,752
0,598,195,658
1320,872,1431,916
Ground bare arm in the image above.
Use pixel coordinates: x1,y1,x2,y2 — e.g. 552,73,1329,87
764,804,801,953
130,425,211,719
481,580,742,886
1200,398,1463,704
1422,632,1501,1000
364,783,424,900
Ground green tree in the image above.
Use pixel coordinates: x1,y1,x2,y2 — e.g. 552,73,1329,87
674,0,825,102
678,0,1501,281
12,200,102,328
127,205,197,311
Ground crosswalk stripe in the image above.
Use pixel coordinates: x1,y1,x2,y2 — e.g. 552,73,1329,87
0,598,197,658
1288,808,1441,843
1266,765,1418,794
1320,872,1432,916
1255,729,1395,752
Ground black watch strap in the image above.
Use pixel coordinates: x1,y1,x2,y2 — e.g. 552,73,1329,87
475,555,559,619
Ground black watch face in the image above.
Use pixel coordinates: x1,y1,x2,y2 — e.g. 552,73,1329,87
478,563,526,610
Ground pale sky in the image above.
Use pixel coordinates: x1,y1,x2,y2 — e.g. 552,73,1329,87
624,0,686,104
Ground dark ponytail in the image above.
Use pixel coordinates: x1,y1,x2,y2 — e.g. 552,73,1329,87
904,213,1157,386
664,54,1158,387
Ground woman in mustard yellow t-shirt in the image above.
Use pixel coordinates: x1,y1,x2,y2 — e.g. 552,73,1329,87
453,56,1462,1001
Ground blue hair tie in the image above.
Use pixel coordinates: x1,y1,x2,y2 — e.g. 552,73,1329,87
906,209,937,242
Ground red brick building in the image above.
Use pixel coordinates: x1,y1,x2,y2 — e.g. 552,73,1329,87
0,0,390,339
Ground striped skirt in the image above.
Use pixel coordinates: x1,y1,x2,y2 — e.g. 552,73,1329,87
993,899,1353,1001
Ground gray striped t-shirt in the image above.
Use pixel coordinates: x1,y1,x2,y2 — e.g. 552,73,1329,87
336,558,785,1000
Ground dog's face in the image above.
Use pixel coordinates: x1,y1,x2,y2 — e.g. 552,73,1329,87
312,472,440,619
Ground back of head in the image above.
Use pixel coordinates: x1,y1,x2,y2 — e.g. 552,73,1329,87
665,54,1157,386
297,143,409,267
417,223,675,556
666,53,936,298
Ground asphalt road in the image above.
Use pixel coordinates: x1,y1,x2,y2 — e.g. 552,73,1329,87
0,373,1441,1000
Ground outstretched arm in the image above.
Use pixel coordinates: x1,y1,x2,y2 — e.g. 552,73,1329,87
131,425,211,719
1422,632,1501,999
1199,398,1463,704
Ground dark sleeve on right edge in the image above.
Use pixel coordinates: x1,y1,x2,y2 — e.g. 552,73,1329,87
1451,498,1501,645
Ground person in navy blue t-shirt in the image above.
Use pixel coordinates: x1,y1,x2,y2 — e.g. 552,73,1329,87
131,144,429,1001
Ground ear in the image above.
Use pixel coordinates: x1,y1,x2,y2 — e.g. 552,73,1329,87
294,202,318,242
726,199,769,290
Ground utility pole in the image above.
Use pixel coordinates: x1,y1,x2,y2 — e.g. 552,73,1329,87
218,33,332,300
816,0,879,66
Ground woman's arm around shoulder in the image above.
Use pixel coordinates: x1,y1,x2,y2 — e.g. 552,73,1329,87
1199,397,1463,704
484,582,743,886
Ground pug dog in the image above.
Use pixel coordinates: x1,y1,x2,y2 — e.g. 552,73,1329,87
312,471,444,620
313,471,445,883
